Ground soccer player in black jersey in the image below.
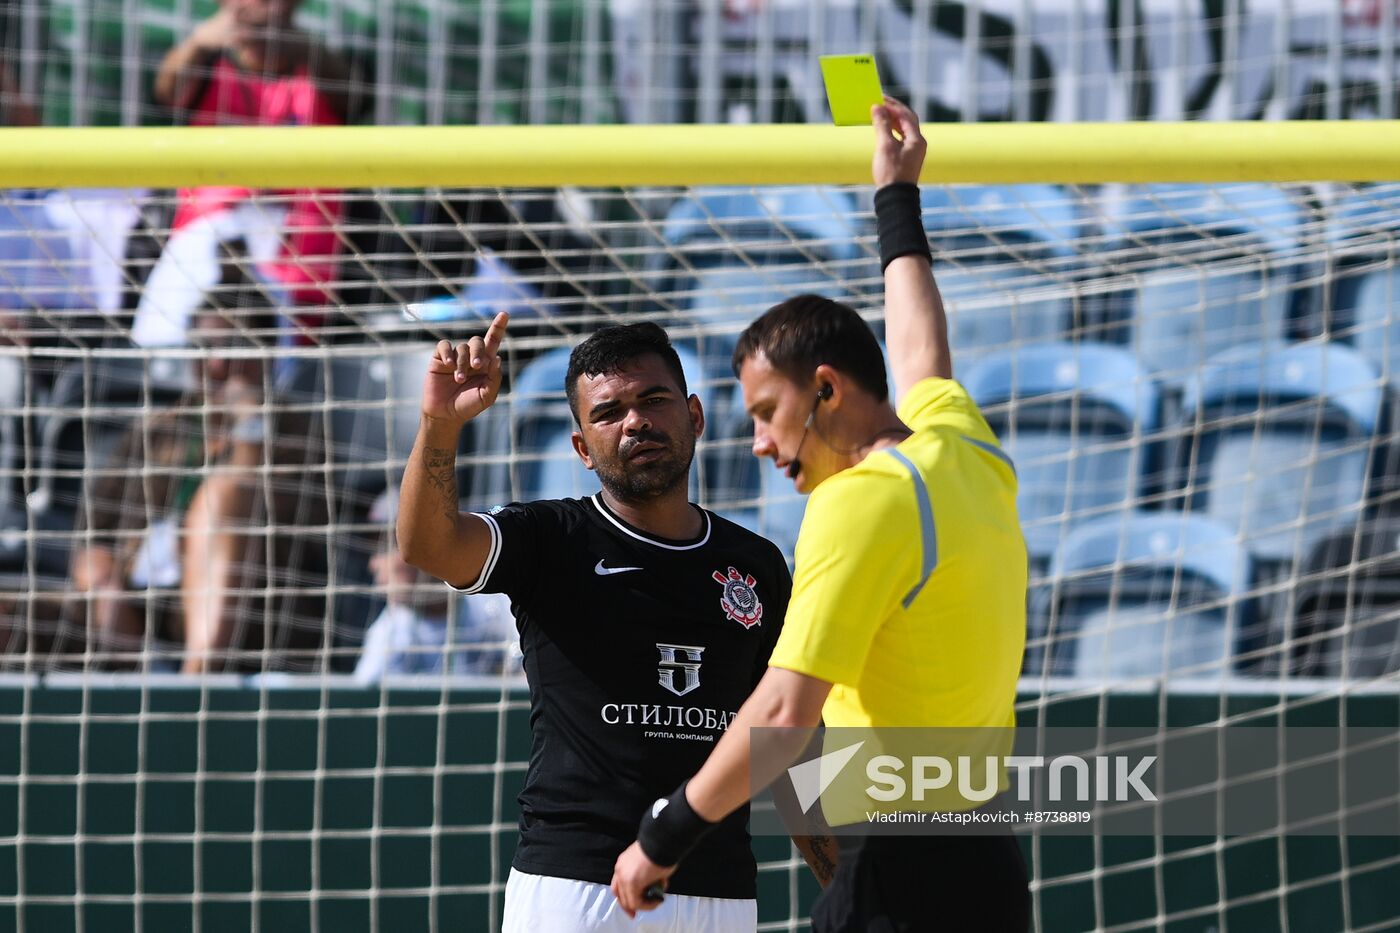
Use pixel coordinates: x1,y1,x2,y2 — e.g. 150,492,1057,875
399,316,823,931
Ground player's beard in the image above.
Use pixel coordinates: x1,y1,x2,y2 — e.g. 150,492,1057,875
594,428,694,503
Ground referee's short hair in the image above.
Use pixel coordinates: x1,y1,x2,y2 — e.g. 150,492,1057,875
565,322,690,423
733,294,888,402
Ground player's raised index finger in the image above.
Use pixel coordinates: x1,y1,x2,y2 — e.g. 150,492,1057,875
483,311,510,354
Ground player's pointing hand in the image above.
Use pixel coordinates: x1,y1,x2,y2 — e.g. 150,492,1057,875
420,311,509,425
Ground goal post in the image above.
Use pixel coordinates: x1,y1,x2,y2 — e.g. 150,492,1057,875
0,120,1395,187
1,123,1399,932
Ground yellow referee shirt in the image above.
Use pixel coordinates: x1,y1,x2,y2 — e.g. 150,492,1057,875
769,377,1026,732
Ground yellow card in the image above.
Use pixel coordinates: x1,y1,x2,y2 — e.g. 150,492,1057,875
819,54,885,126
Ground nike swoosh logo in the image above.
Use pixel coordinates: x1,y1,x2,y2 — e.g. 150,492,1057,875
594,560,643,576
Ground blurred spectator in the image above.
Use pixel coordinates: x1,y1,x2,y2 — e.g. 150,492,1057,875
0,60,37,129
355,486,519,681
135,0,358,348
68,275,329,672
0,59,144,348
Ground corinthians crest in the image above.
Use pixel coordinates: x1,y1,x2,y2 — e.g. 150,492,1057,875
712,566,763,628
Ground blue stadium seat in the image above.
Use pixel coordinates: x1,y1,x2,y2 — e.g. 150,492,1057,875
404,248,555,324
656,187,863,336
920,185,1084,368
713,458,807,563
660,187,861,265
319,344,434,493
1040,511,1252,679
1290,517,1400,676
1173,341,1381,567
964,342,1159,565
1101,184,1303,386
683,264,843,337
660,189,868,472
0,190,85,313
470,341,710,507
1323,184,1400,383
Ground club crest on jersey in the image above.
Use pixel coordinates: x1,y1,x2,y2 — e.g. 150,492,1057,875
713,567,763,628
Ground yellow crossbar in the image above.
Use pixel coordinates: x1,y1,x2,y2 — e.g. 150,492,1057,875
0,121,1395,188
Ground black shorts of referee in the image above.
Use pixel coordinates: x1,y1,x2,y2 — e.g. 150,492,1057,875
811,832,1030,933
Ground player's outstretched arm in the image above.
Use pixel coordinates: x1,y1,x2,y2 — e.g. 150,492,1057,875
873,96,952,396
398,312,508,589
770,765,840,888
610,667,831,915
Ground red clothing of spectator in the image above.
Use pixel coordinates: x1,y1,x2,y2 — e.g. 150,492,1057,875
174,55,344,309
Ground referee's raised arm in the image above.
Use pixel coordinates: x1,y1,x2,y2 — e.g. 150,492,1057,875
398,311,509,589
872,96,952,397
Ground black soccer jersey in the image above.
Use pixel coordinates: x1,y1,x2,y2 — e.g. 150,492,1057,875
457,494,791,899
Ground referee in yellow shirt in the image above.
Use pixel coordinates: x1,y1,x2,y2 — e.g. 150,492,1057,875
611,95,1031,931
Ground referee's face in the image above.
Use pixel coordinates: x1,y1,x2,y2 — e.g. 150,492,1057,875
739,352,829,494
571,354,703,502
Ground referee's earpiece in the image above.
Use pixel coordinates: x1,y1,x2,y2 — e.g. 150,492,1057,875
787,383,833,480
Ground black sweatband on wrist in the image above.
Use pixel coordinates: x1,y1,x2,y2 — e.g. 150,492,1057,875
875,181,932,273
636,782,717,867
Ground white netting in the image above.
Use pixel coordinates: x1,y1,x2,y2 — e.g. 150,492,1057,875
2,179,1399,931
14,0,1400,127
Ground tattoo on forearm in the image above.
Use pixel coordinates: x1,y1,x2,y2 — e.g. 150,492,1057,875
798,834,838,886
423,447,458,521
810,834,837,884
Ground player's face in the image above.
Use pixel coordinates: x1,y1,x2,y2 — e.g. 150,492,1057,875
571,353,703,502
739,351,832,494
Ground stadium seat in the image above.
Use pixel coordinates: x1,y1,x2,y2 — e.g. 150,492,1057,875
920,185,1084,368
1289,517,1400,676
1171,340,1382,568
0,356,19,505
1039,511,1252,679
654,187,871,496
1100,183,1304,386
964,342,1159,566
0,190,87,315
26,355,193,515
404,247,556,324
282,347,431,657
659,187,861,266
655,186,864,333
1323,183,1400,383
0,356,23,569
319,344,435,493
469,342,710,507
717,458,806,562
683,264,842,339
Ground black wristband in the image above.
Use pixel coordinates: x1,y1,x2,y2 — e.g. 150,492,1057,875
636,782,717,867
874,181,932,273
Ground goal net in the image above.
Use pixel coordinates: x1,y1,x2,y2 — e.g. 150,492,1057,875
1,132,1399,930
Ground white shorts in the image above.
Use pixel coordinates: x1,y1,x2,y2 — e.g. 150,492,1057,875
501,867,757,933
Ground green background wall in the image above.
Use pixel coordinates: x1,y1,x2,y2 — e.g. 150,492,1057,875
2,686,1397,932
